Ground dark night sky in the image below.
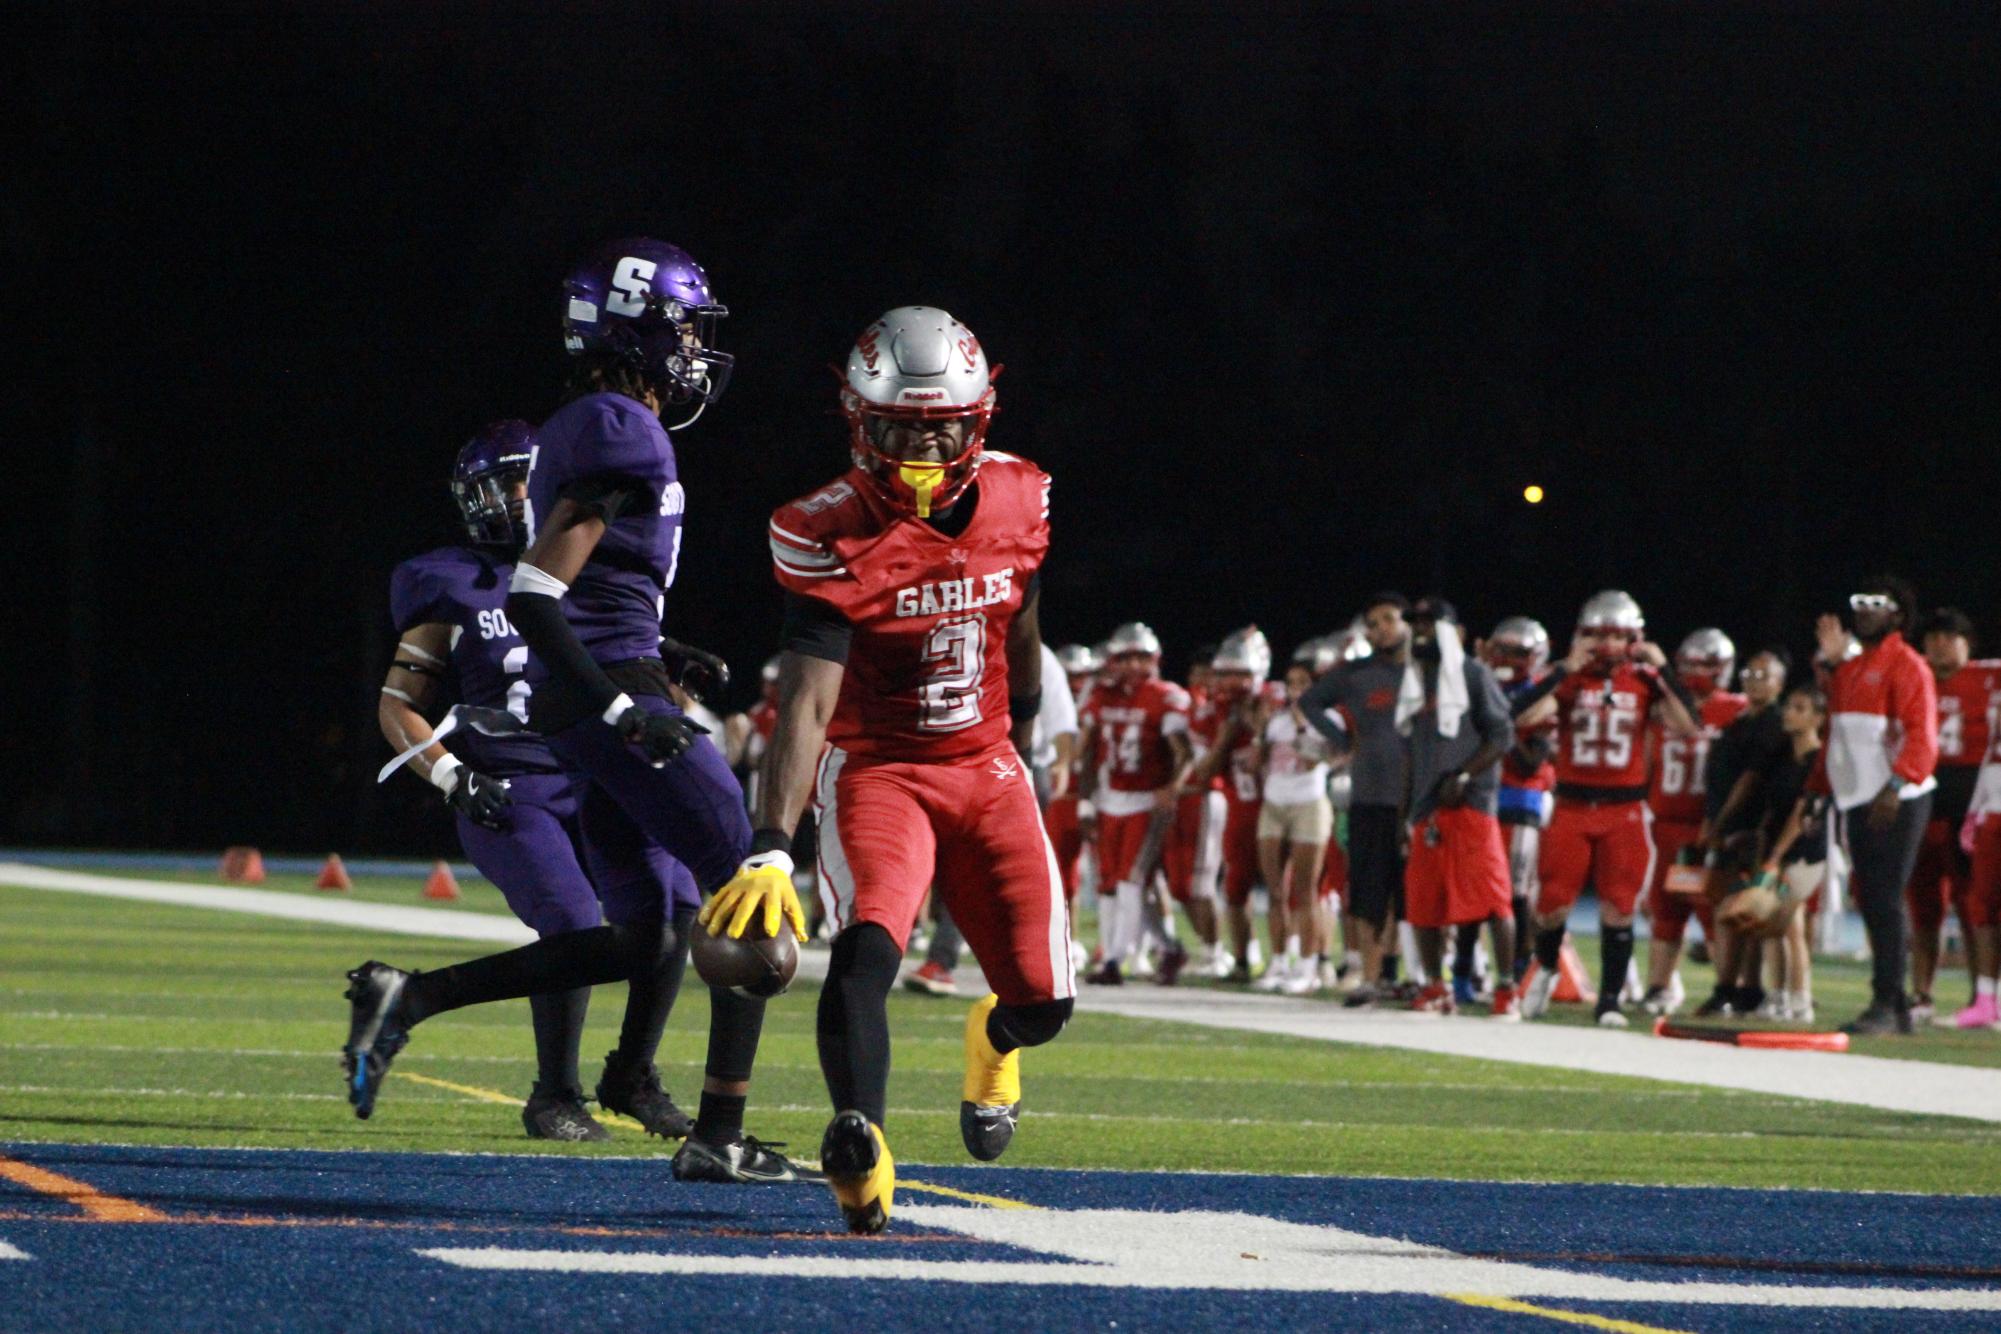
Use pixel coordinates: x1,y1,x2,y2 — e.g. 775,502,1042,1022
10,2,2000,855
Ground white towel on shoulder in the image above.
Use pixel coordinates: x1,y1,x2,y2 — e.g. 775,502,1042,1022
1395,621,1469,739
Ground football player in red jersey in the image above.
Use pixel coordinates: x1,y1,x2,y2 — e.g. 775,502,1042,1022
750,308,1069,1234
1910,609,2001,1021
1513,591,1699,1026
1186,627,1282,981
1042,644,1103,923
1163,643,1230,980
1640,629,1749,1012
1078,622,1195,985
1480,617,1557,989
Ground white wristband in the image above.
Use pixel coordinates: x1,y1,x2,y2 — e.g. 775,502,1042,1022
429,753,464,796
603,692,637,727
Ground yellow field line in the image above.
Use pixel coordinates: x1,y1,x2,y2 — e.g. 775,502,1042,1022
897,1180,1042,1209
1444,1293,1695,1334
0,1153,168,1222
394,1070,648,1133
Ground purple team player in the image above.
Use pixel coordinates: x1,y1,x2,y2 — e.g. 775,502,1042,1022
378,420,703,1143
344,240,793,1183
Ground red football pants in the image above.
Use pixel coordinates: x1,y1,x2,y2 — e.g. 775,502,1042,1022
813,743,1075,1004
1907,818,1972,936
1965,814,2001,930
1220,795,1262,905
1647,819,1714,943
1097,808,1157,888
1045,792,1084,902
1537,798,1655,919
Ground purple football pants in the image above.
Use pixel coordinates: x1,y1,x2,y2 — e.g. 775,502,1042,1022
454,772,602,938
548,693,749,923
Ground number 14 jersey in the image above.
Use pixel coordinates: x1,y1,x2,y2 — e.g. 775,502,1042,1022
768,454,1051,763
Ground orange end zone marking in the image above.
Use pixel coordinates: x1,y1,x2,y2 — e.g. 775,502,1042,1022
0,1154,168,1223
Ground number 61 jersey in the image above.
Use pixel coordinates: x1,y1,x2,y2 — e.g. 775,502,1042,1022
768,454,1050,763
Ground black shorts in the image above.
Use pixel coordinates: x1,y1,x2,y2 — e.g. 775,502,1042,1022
1346,803,1406,927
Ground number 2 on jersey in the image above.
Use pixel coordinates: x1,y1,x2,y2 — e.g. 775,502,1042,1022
919,615,986,732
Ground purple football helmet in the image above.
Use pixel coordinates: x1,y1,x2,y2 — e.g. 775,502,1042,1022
561,238,733,428
453,420,535,548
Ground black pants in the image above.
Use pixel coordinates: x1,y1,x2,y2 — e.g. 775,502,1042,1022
1346,804,1405,931
1846,790,1933,1005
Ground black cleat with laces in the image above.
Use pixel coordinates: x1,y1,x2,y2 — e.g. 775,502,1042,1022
595,1051,693,1139
342,962,412,1119
671,1132,802,1184
522,1085,610,1142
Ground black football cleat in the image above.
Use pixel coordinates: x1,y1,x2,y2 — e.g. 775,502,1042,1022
595,1051,693,1139
522,1085,610,1142
1841,1001,1914,1036
671,1132,800,1184
821,1110,895,1234
342,962,411,1119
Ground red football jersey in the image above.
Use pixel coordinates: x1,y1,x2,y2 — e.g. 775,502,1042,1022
1647,689,1748,823
1935,661,2001,768
1551,664,1668,791
1083,677,1192,814
768,454,1051,763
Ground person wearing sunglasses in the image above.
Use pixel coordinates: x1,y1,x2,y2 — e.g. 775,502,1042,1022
1807,575,1939,1035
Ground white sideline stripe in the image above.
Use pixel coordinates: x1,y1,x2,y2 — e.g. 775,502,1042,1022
421,1205,2001,1310
0,1242,28,1261
0,863,535,946
9,860,2001,1124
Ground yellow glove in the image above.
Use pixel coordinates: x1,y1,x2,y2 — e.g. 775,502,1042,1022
699,850,808,942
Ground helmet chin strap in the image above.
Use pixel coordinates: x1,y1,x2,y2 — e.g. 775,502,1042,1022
662,396,709,433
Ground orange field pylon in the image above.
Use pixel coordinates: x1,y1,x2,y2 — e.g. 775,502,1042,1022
423,860,461,901
219,846,266,884
1516,938,1600,1006
316,854,352,892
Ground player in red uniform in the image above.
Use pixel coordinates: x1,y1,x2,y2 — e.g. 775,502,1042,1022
1042,644,1103,915
1480,617,1556,988
1185,627,1279,981
1163,644,1231,980
1078,622,1194,984
1514,591,1699,1026
744,307,1070,1234
1910,609,2001,1021
1641,629,1748,1011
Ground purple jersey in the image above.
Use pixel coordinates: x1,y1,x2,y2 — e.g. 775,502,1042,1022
523,392,683,670
389,547,563,777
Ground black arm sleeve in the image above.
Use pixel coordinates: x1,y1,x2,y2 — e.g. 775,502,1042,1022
506,590,623,721
1510,665,1569,717
781,592,855,665
1650,663,1699,718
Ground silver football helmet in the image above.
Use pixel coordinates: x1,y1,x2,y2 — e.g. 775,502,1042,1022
1211,626,1273,686
1292,635,1343,676
1105,622,1162,658
840,306,997,518
1578,590,1645,666
1676,628,1737,690
1485,616,1550,682
1056,643,1103,677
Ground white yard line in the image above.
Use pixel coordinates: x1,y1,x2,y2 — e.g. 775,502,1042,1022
7,860,2001,1124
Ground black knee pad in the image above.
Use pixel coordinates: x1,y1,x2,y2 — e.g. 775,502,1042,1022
991,997,1073,1050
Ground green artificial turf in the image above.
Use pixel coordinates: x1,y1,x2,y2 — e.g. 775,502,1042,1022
4,875,2001,1195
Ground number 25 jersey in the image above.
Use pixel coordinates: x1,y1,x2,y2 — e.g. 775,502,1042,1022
1551,664,1668,791
768,454,1051,763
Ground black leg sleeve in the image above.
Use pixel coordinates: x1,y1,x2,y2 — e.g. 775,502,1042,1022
616,907,692,1069
1599,925,1635,1015
530,987,590,1094
402,924,646,1024
817,923,901,1126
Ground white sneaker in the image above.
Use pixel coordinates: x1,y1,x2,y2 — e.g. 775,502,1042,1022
1207,946,1236,980
1253,957,1293,992
1246,938,1265,972
1317,958,1338,990
1597,1008,1630,1029
1666,968,1686,1013
1756,994,1788,1020
1521,968,1559,1020
1789,994,1815,1024
1129,947,1157,980
1282,965,1323,997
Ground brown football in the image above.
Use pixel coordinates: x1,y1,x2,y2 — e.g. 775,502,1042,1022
691,918,798,998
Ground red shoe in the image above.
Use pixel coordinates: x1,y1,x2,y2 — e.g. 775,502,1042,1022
1411,982,1455,1014
902,961,961,997
1490,985,1521,1022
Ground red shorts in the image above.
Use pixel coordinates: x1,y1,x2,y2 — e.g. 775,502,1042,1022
1220,794,1262,905
1907,818,1972,935
1096,807,1161,889
1647,819,1715,942
1405,808,1513,928
1320,831,1348,901
813,743,1074,1004
1537,798,1655,919
1967,814,2001,930
1044,792,1084,902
